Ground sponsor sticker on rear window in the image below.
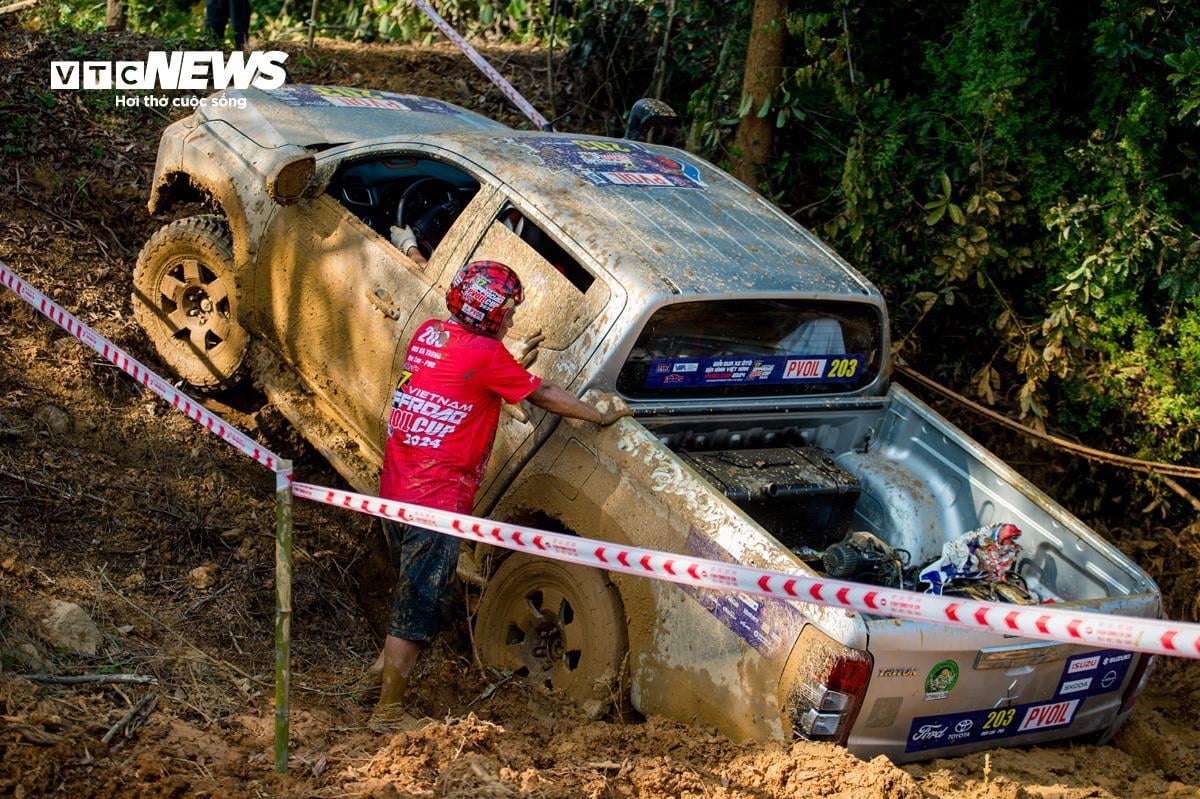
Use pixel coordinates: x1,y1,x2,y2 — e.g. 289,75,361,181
501,136,706,189
644,354,865,389
269,85,461,113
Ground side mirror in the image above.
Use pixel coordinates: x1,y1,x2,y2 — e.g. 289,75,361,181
267,152,316,205
624,98,678,142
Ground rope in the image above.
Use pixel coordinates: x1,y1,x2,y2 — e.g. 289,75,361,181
896,365,1200,481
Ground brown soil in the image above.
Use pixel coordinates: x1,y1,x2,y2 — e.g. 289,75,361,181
1,22,1199,799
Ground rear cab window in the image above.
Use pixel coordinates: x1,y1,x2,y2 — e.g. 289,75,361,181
616,299,883,399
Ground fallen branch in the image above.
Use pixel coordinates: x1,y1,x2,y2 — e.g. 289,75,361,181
101,692,158,744
897,365,1200,480
0,717,60,745
17,673,158,686
0,0,39,15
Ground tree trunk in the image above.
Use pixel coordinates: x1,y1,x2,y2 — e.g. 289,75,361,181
732,0,786,187
104,0,126,30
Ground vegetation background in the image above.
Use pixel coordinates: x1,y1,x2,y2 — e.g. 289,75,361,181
19,0,1200,596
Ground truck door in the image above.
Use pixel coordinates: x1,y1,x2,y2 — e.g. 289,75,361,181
253,154,495,470
442,199,623,510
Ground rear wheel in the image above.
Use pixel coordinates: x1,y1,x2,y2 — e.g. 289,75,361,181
475,554,627,715
132,215,248,392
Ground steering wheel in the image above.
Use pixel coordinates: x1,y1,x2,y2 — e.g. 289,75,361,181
395,178,461,259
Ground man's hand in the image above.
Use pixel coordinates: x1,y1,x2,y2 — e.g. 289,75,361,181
389,224,418,254
592,391,633,426
510,328,545,369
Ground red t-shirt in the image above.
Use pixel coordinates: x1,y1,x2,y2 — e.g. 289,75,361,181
379,318,541,513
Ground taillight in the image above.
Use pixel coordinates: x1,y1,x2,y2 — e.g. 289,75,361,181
784,625,872,744
1119,654,1155,715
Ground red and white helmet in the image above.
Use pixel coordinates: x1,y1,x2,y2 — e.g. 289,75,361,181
445,260,524,337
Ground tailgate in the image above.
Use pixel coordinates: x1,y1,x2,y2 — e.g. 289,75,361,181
850,620,1145,762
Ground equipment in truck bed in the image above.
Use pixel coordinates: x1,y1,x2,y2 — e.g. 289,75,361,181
677,446,860,551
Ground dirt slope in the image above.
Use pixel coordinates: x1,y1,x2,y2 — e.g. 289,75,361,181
1,23,1198,798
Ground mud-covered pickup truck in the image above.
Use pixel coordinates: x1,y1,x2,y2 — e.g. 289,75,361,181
133,84,1160,762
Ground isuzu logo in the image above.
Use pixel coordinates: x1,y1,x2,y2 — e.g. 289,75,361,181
1068,655,1101,674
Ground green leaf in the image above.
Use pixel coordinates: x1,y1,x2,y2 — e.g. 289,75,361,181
925,205,947,226
736,92,753,118
947,204,965,225
939,172,951,198
756,95,773,118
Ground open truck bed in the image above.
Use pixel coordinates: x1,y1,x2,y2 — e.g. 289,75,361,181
626,384,1160,759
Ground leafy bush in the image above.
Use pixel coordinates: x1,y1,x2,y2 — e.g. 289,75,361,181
30,0,1199,514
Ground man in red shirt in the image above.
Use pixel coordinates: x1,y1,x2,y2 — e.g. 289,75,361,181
374,260,629,720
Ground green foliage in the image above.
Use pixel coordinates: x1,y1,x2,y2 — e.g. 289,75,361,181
1165,34,1200,124
680,0,1198,510
24,0,1200,509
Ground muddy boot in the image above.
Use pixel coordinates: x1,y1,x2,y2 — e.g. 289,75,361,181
368,635,422,729
370,669,414,731
368,700,420,731
348,650,386,702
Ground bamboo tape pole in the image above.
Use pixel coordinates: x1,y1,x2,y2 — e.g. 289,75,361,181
273,462,294,774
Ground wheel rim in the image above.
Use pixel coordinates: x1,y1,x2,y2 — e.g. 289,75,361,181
158,256,235,356
499,585,585,689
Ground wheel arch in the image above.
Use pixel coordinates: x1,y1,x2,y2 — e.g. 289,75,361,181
149,170,253,267
485,473,651,642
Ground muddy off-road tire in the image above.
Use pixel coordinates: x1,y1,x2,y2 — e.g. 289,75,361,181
132,215,249,392
476,554,628,713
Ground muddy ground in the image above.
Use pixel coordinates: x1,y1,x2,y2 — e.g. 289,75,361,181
1,22,1199,798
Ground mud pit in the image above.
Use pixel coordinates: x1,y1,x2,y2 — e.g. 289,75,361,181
2,23,1200,798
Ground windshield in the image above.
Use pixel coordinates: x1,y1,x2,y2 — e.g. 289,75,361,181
616,300,883,399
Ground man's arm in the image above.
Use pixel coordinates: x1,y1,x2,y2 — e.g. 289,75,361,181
526,383,631,426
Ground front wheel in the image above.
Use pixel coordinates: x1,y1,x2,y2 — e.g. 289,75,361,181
132,215,249,392
475,554,628,716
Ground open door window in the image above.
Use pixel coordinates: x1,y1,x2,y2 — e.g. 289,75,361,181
465,203,616,508
470,204,605,353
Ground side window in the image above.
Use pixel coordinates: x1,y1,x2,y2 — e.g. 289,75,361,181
328,155,480,266
468,206,607,350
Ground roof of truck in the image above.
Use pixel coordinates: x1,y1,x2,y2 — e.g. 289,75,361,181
205,85,881,302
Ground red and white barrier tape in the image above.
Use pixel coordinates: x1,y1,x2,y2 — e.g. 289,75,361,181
294,481,1200,660
412,0,552,130
7,262,1196,660
0,262,285,472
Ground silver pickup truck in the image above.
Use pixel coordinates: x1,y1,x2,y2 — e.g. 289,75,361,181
133,84,1160,762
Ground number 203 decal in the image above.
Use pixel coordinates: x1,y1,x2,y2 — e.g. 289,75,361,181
827,358,859,378
982,708,1016,730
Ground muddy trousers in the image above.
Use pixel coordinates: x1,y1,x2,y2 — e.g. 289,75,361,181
384,520,460,643
205,0,250,48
